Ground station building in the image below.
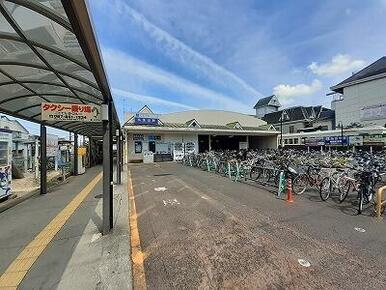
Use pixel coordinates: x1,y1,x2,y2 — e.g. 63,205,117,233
124,106,278,162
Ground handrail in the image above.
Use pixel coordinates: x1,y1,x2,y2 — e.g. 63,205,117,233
376,185,386,219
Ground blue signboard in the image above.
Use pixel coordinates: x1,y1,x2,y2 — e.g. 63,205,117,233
324,136,348,146
134,116,158,125
148,135,161,141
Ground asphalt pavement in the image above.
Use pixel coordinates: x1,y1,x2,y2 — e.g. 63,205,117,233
130,162,386,289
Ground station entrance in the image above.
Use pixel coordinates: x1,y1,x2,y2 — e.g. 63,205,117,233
198,135,247,152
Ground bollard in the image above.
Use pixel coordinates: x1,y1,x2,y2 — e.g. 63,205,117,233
277,171,284,198
235,161,240,182
286,177,294,203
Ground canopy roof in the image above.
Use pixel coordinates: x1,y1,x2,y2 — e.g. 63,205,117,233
0,0,119,136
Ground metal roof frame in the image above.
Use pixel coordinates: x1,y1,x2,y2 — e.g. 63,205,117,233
0,0,120,136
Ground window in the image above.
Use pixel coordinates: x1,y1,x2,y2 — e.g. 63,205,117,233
294,138,299,144
289,139,294,144
284,139,288,144
289,126,294,133
0,142,8,166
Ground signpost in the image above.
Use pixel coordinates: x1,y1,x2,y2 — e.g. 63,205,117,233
41,102,101,122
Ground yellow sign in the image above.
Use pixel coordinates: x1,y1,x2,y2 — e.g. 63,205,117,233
78,147,87,156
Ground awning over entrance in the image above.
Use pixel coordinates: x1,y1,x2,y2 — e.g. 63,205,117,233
0,0,119,136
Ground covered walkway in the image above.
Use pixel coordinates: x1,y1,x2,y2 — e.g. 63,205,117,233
0,0,127,287
0,0,124,234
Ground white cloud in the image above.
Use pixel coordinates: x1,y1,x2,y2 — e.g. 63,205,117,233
107,0,264,99
308,54,366,76
112,88,197,110
102,47,252,112
273,79,322,98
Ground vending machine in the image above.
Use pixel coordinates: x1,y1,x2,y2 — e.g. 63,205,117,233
173,142,184,161
0,130,12,199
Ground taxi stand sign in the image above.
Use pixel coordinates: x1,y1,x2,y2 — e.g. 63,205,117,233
41,102,102,122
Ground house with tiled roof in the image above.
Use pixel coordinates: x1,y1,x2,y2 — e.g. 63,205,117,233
253,95,281,118
262,105,335,134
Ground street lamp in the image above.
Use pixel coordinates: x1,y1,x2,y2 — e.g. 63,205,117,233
279,110,290,148
338,121,344,149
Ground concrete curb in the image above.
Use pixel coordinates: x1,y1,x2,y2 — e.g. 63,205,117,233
0,189,40,214
0,175,74,214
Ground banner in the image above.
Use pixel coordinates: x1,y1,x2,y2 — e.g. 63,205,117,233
303,137,324,146
41,103,101,122
363,135,386,146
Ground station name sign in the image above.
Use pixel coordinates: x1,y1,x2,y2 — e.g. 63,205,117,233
41,102,101,122
134,112,159,126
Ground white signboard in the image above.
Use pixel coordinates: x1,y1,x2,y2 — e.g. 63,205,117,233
239,142,248,150
41,102,101,122
47,134,58,157
360,103,386,121
348,136,363,146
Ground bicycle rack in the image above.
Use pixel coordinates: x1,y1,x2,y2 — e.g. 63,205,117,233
376,185,386,219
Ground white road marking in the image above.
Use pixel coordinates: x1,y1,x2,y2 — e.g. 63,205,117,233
162,198,180,206
298,259,311,267
154,187,167,192
201,196,209,200
354,227,366,233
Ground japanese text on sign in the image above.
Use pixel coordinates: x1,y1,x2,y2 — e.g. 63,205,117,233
41,102,101,122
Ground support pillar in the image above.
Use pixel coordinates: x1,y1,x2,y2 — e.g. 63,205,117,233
73,133,78,176
108,104,114,230
208,135,212,151
40,124,47,195
88,137,92,168
120,133,124,170
102,102,114,234
116,129,122,184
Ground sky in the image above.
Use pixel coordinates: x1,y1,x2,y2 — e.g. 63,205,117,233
8,0,386,136
87,0,386,119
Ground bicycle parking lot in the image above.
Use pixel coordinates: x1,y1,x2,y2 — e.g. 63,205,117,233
129,160,386,289
182,149,386,216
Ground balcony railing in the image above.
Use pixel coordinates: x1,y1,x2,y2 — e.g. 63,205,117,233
331,93,344,102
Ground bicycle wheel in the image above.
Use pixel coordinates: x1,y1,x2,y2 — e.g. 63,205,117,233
319,177,331,201
338,180,351,203
293,174,307,195
250,167,261,181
